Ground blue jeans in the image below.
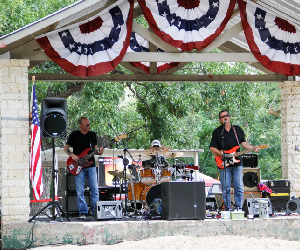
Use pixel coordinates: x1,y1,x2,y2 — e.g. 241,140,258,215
75,167,99,215
219,165,243,209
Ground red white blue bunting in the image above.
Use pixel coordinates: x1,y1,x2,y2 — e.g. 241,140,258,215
36,0,133,77
128,32,180,73
238,0,300,76
137,0,236,51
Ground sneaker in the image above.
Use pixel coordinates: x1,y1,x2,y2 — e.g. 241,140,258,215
79,214,87,220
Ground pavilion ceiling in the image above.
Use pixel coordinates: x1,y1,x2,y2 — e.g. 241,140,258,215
1,0,300,82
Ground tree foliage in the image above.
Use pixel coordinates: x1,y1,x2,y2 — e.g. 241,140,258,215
0,0,78,36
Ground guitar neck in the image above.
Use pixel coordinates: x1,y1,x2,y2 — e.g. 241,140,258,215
83,150,97,160
234,147,255,157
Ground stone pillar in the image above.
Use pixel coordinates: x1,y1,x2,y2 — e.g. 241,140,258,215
0,59,30,223
280,81,300,198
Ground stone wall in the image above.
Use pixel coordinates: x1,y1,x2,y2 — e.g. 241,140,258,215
0,59,30,223
280,81,300,198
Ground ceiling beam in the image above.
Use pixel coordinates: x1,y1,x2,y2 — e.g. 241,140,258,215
14,51,258,62
132,21,180,53
28,73,288,82
219,41,275,74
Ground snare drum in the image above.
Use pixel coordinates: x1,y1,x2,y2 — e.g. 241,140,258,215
127,182,146,202
160,168,171,183
140,168,156,185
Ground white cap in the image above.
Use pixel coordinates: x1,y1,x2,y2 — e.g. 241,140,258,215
151,140,161,147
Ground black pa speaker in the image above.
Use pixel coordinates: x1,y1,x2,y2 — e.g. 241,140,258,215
41,98,67,138
161,181,206,220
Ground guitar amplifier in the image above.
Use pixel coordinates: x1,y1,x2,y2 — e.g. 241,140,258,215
242,154,258,168
243,168,260,192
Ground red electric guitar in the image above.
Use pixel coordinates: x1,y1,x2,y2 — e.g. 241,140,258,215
215,145,270,169
66,148,98,175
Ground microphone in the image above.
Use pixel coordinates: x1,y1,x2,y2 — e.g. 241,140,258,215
107,122,113,129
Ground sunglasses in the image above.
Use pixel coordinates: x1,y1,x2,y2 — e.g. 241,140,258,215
220,114,229,118
82,123,90,127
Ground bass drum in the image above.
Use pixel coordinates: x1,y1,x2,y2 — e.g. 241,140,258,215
128,182,146,202
141,184,161,206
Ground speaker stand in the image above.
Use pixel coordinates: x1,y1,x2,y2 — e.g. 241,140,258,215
29,139,70,222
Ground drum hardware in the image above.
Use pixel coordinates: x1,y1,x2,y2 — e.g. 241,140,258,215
108,170,136,180
145,145,170,156
108,122,145,217
131,152,152,162
171,161,186,180
164,151,184,159
128,168,138,212
170,162,197,181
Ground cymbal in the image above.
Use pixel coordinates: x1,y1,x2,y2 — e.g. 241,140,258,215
164,151,184,159
131,152,151,161
108,171,136,180
145,146,170,156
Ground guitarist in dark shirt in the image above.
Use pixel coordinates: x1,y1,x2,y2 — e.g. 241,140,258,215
64,117,104,219
209,110,260,210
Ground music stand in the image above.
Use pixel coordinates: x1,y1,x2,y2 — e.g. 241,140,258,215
28,139,70,222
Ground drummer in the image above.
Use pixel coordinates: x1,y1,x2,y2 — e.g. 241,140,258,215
142,140,169,168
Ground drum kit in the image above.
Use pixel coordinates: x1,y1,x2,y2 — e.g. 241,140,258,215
108,145,188,214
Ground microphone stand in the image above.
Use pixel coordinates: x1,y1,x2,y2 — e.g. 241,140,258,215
221,119,228,211
107,123,137,217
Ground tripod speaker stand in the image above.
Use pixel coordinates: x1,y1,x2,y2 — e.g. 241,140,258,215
29,139,70,222
28,97,69,222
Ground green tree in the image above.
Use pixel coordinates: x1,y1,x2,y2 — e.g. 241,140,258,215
0,0,78,36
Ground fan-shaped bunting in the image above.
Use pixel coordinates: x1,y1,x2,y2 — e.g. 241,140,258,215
238,0,300,76
36,0,134,77
137,0,236,51
128,32,180,73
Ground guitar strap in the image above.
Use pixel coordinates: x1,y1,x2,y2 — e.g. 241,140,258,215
232,125,240,146
88,132,93,151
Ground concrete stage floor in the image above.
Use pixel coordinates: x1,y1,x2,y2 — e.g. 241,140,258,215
2,213,300,249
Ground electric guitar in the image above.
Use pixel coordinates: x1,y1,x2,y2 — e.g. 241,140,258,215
67,148,98,175
215,145,270,169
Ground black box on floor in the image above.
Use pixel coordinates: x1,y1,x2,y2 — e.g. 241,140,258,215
265,180,290,194
161,181,206,220
262,180,290,211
